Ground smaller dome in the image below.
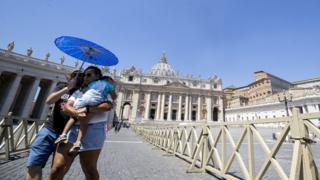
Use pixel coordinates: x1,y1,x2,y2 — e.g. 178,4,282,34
149,54,176,77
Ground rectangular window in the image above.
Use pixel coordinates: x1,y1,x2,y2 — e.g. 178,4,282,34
151,93,158,101
124,91,133,100
172,95,179,103
192,96,198,103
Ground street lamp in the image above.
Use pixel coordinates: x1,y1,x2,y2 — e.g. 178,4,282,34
277,91,293,116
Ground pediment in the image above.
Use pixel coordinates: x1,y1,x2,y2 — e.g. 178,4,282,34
165,81,189,89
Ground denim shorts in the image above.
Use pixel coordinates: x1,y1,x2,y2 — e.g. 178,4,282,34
27,127,59,168
67,122,106,152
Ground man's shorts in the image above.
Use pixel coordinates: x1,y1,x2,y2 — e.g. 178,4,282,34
67,122,106,152
27,127,59,168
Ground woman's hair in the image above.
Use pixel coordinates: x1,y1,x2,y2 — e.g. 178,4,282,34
66,70,82,81
84,66,102,78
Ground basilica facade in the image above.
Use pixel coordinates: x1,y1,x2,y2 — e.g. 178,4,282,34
0,42,223,123
114,54,224,123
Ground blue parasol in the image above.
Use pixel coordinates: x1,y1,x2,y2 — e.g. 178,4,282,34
55,36,118,69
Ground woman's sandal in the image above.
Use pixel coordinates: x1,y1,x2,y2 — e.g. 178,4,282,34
69,145,80,155
54,135,68,144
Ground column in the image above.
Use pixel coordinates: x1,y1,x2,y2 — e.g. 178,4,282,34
218,96,224,121
22,78,41,118
189,96,192,120
144,93,151,120
40,81,58,120
184,95,189,121
156,93,161,120
167,94,172,121
197,96,201,121
160,94,165,120
0,74,22,116
206,97,212,121
115,92,124,116
130,92,140,121
177,95,182,121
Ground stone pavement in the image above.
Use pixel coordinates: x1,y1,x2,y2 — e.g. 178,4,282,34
0,128,216,180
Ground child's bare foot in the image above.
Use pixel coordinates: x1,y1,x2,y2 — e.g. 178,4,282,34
54,134,67,144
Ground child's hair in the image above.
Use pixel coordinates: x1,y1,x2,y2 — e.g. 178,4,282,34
100,76,117,100
100,76,115,84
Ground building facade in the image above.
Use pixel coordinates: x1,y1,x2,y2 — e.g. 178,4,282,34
224,71,320,125
0,44,74,120
224,71,293,109
114,54,224,123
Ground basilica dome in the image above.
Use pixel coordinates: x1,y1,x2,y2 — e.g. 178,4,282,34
149,54,176,77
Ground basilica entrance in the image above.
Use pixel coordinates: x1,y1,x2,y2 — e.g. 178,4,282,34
191,110,196,121
149,109,156,120
213,107,218,121
171,109,177,120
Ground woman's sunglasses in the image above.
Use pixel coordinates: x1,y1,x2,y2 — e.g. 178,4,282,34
84,73,93,78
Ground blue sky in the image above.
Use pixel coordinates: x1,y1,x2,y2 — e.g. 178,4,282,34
1,0,320,87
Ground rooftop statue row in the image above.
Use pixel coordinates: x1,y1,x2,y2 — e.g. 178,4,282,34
3,41,80,67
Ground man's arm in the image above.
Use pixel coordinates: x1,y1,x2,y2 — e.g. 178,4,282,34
46,87,69,104
46,79,77,104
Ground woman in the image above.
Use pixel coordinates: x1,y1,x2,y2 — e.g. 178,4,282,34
49,66,114,180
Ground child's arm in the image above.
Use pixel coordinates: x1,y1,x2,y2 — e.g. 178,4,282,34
63,100,81,118
61,117,76,135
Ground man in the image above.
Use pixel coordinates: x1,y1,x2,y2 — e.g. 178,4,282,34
26,71,81,180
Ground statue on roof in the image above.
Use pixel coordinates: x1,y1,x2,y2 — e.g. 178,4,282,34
102,66,110,74
27,48,33,57
74,60,79,68
44,53,50,61
60,56,65,65
7,41,14,52
112,68,116,76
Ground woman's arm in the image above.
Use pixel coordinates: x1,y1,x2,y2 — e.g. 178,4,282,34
89,101,113,113
76,101,113,116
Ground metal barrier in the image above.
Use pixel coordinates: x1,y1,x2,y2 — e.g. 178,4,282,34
0,113,45,160
132,107,320,180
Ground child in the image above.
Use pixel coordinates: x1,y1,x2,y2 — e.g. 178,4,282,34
55,75,115,153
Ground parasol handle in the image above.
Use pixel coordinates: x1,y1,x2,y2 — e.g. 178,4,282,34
79,61,85,71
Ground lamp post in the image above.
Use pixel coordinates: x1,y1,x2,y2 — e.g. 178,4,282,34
277,91,293,116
